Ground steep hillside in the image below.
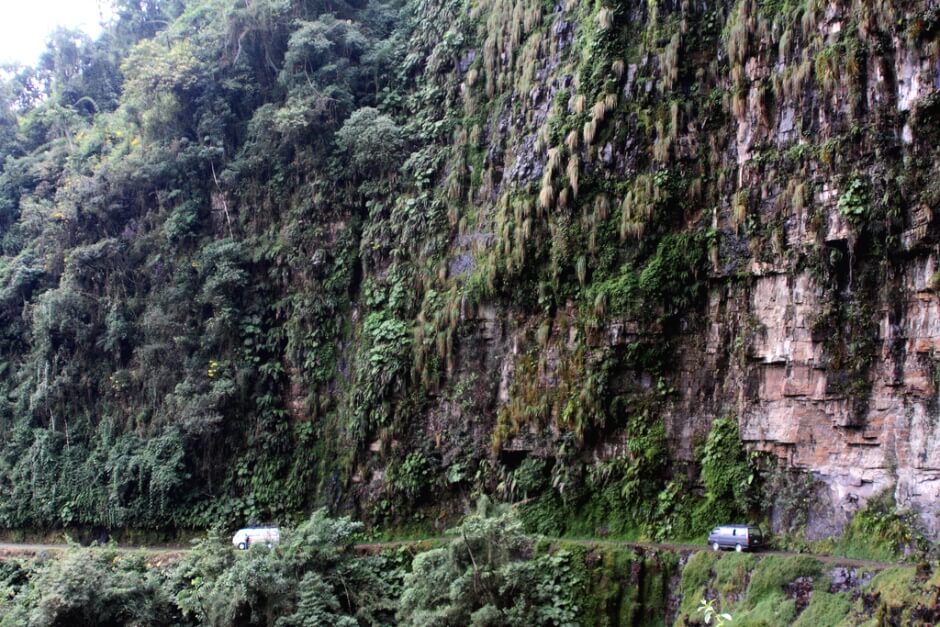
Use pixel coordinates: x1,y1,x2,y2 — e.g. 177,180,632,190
0,0,938,551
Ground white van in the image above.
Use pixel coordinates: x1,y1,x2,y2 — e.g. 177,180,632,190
232,527,280,550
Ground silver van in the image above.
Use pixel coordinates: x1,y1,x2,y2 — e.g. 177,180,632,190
707,524,763,552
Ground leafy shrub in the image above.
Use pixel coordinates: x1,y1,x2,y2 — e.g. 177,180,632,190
162,200,201,242
838,489,927,560
836,177,869,223
196,240,250,310
335,107,407,177
390,451,435,501
587,266,639,317
638,232,708,320
513,457,549,497
350,311,413,438
700,417,757,518
0,549,177,627
397,499,582,626
171,511,398,626
622,418,669,502
518,491,567,537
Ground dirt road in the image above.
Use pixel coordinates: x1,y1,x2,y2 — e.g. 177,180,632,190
0,538,902,570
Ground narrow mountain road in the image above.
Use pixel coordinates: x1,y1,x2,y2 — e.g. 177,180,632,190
0,542,70,553
0,538,902,570
0,542,189,560
547,538,900,570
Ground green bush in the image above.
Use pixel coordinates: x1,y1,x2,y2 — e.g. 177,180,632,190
171,510,398,626
397,500,582,626
518,491,568,536
335,107,408,177
836,177,869,223
638,232,708,321
514,457,549,497
390,451,435,501
0,549,176,626
700,417,757,518
829,489,928,562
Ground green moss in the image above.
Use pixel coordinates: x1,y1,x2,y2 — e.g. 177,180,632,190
587,265,640,317
560,484,642,540
714,551,756,597
735,591,797,626
636,554,677,627
568,545,640,626
679,551,718,618
682,550,718,593
792,591,853,627
744,556,822,609
865,567,920,613
577,550,679,627
637,231,708,323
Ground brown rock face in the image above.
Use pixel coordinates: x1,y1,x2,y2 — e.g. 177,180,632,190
659,4,940,536
405,0,940,538
682,259,940,537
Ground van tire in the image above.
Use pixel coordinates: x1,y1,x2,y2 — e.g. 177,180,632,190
712,542,720,552
237,542,247,550
735,544,743,552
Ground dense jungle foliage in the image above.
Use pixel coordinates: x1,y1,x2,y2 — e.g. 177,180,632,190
0,0,425,530
0,504,682,626
0,0,937,563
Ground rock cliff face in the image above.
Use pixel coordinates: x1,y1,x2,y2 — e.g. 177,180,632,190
662,2,940,537
370,0,940,537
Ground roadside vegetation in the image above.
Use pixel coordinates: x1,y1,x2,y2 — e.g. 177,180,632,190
679,550,940,627
0,502,678,626
2,505,939,626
